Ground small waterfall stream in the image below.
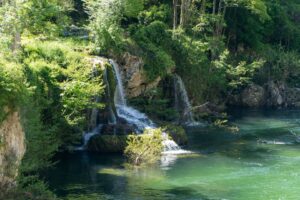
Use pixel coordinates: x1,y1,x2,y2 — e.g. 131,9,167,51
174,74,200,126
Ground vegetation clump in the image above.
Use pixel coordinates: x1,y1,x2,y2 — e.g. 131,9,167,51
125,128,164,166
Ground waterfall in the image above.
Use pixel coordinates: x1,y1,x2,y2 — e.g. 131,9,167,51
173,74,199,126
109,59,155,132
109,60,190,154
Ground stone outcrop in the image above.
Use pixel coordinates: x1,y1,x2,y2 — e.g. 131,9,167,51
265,81,285,107
241,84,265,107
230,81,300,108
0,109,26,190
118,53,162,98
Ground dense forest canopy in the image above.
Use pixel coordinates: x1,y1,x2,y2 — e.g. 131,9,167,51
0,0,300,199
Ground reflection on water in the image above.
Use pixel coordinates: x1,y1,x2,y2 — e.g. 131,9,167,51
47,109,300,200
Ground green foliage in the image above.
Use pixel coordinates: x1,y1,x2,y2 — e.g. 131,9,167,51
129,88,178,121
125,128,164,166
133,21,175,80
84,0,124,54
0,60,26,122
22,0,73,35
124,0,145,18
255,45,300,86
22,39,104,133
213,50,264,90
138,4,171,25
0,37,105,198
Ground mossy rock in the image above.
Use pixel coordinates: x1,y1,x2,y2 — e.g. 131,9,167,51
164,124,188,145
87,135,127,153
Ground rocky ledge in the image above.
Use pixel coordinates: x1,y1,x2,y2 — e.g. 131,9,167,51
229,81,300,108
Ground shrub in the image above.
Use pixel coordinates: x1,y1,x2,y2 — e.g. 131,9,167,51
133,21,175,80
0,60,26,122
124,128,163,166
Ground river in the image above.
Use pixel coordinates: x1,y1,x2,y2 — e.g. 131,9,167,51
46,109,300,200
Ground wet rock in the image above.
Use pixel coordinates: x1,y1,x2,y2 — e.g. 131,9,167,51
193,102,225,119
87,135,127,153
101,123,135,136
228,81,300,108
241,84,265,107
164,124,188,145
265,81,286,107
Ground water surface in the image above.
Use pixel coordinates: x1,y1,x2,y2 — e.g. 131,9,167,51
47,109,300,200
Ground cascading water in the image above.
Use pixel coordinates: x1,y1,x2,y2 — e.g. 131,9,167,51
109,60,190,154
77,125,103,150
109,59,155,132
174,74,200,126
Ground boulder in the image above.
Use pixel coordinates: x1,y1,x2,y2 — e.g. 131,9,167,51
228,81,300,108
241,84,265,107
286,87,300,107
265,81,286,107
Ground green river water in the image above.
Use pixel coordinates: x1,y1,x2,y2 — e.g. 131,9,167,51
47,109,300,200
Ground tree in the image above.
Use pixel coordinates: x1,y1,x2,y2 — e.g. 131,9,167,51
84,0,124,53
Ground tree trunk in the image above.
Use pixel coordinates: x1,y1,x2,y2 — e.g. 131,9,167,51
173,0,178,36
201,0,207,15
11,31,21,53
180,0,191,28
212,0,217,15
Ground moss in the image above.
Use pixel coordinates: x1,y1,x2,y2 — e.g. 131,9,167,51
87,135,127,153
104,63,117,117
164,124,188,145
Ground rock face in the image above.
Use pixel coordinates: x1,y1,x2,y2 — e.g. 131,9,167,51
118,53,162,98
265,81,286,107
241,84,265,107
231,81,300,108
0,110,26,190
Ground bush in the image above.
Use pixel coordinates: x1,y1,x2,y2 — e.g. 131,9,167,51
0,60,26,122
133,21,175,80
124,128,163,166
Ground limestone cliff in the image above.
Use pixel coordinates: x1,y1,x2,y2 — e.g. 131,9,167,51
0,109,26,189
